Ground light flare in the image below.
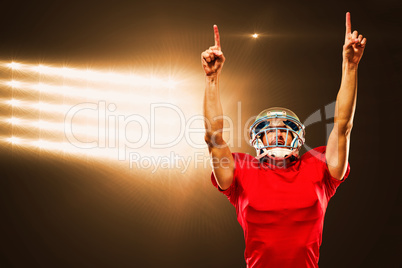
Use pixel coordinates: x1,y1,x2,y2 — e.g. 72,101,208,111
7,80,21,87
1,62,178,88
7,99,21,106
6,117,21,124
7,62,22,69
6,136,22,144
1,60,202,163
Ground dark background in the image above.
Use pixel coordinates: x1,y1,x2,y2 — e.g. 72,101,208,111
0,0,401,267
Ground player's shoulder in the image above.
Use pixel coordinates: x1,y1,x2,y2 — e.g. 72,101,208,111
300,146,327,163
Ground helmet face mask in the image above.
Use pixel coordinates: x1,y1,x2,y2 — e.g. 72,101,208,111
249,107,305,161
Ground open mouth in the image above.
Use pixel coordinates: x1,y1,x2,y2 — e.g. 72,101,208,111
270,140,285,146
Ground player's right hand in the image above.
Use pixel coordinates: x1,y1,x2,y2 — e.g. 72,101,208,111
343,12,366,66
201,25,225,76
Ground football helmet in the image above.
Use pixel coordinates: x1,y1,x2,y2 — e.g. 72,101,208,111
249,107,305,160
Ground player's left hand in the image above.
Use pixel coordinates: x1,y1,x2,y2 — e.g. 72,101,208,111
343,12,367,66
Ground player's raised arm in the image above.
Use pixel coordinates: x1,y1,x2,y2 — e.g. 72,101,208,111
201,25,234,190
201,25,224,76
326,12,367,180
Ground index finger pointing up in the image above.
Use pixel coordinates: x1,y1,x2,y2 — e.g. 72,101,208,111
345,12,352,37
214,25,221,50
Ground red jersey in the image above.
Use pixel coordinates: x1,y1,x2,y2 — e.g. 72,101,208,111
211,146,350,268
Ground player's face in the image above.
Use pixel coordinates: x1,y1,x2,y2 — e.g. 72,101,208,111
262,127,293,147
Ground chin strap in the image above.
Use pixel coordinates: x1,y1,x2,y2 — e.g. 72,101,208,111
259,154,298,168
267,148,291,158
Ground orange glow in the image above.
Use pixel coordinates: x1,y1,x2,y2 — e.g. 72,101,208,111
1,60,205,165
6,136,22,144
6,99,21,106
6,117,21,124
1,62,178,88
7,62,22,69
7,80,21,87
